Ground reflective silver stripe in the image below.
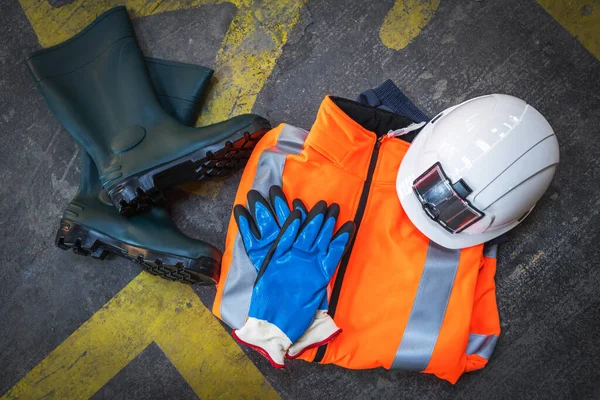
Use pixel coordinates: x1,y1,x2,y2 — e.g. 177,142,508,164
483,243,498,259
466,333,498,360
220,125,308,329
391,242,461,370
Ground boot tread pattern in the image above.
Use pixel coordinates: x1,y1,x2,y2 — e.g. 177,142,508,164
108,118,270,216
55,221,220,285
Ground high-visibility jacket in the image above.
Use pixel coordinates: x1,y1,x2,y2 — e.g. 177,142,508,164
213,96,500,384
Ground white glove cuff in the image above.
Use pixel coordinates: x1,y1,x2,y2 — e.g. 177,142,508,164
233,317,292,368
286,310,341,359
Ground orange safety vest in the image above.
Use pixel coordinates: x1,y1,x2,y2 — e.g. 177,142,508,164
213,96,500,384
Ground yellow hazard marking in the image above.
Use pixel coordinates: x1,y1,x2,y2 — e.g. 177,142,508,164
515,250,545,277
179,178,229,200
190,0,304,197
537,0,600,60
379,0,441,51
2,273,279,400
18,0,304,199
530,250,545,265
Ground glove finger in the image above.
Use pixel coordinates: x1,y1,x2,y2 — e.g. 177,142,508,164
321,221,356,278
293,200,327,251
274,209,304,256
292,199,309,220
233,204,261,254
256,209,303,281
248,190,279,241
269,185,291,226
313,203,340,253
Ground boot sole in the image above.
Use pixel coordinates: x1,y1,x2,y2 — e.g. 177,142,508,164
55,219,220,285
106,117,271,216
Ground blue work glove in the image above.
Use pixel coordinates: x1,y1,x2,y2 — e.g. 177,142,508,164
237,186,344,361
285,293,341,360
232,188,355,367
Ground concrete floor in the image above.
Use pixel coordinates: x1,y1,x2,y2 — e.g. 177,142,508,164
1,0,600,399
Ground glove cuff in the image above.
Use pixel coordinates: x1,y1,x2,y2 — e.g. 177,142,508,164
286,310,342,359
232,317,292,368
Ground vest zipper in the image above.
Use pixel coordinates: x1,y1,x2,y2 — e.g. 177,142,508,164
313,138,381,363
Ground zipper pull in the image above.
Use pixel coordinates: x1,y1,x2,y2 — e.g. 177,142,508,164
379,121,426,142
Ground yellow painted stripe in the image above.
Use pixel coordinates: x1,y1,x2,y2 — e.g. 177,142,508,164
379,0,441,51
18,0,221,48
537,0,600,60
155,306,276,399
197,0,304,126
2,273,279,399
182,0,305,198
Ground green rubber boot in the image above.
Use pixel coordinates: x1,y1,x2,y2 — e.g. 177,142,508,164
27,6,270,216
55,57,221,285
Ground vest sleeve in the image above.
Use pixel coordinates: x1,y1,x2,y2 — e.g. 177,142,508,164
465,244,501,372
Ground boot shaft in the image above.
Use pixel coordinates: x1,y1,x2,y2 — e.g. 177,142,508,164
27,8,167,160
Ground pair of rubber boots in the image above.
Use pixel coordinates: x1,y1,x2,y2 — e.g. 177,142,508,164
26,7,271,284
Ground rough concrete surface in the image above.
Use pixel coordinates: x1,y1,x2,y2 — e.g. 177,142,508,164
1,0,600,399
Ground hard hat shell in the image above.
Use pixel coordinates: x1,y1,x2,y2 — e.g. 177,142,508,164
397,94,559,249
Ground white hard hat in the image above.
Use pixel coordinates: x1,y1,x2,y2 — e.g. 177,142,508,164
397,94,559,249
